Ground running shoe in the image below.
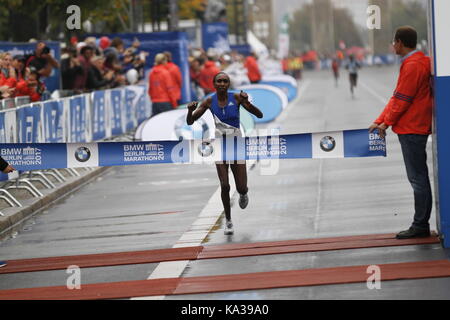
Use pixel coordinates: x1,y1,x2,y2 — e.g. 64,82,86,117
239,193,249,209
224,220,234,235
0,261,7,268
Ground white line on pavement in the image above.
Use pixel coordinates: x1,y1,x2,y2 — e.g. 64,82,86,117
360,81,389,105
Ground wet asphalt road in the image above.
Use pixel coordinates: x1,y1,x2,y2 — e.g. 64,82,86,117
1,66,449,299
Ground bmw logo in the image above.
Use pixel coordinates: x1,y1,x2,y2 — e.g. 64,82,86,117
320,136,336,152
75,146,91,162
198,141,214,157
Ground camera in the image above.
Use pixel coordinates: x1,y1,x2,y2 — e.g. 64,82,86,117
41,46,50,54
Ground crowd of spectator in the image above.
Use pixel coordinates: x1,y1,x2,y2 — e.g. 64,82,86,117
0,42,58,102
2,35,265,115
60,36,146,96
0,37,148,105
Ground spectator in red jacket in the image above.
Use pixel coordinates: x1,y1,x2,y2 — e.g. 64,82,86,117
198,56,221,95
244,52,262,84
15,67,44,102
164,51,183,104
369,26,433,240
148,53,178,116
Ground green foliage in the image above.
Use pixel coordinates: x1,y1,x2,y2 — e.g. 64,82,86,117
288,3,363,54
390,0,428,41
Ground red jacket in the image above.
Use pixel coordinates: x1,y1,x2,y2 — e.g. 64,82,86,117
375,51,432,135
244,56,261,82
0,72,16,88
198,61,220,94
148,64,178,107
14,79,41,102
165,61,182,101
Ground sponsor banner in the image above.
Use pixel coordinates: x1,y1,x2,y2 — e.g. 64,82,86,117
312,131,344,159
69,95,89,143
129,85,148,125
98,140,190,167
91,91,107,141
0,110,17,143
0,129,385,171
17,104,42,143
124,88,137,131
67,143,99,168
109,89,124,136
201,22,231,55
259,81,297,102
42,100,65,143
0,143,67,170
236,85,286,123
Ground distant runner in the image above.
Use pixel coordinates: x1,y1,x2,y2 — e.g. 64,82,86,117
345,54,361,98
331,58,340,87
186,72,263,235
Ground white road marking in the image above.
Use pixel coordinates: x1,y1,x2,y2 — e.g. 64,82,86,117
360,81,389,105
314,159,323,235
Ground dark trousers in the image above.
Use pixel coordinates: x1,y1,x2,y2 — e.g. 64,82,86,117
398,134,432,230
152,102,172,117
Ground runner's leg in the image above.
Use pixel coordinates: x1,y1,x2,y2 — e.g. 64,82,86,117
230,162,248,196
216,163,231,221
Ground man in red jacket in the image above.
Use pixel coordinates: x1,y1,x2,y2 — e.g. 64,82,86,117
163,51,182,104
244,52,261,84
148,53,178,116
369,26,433,239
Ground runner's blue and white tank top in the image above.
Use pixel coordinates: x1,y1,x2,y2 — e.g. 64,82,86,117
210,92,242,138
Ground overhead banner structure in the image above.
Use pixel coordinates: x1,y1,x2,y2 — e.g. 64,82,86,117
0,129,386,171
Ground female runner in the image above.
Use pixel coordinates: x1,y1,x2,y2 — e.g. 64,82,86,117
186,72,263,235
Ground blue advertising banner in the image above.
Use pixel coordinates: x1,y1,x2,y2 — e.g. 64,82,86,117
0,129,386,171
124,88,136,132
16,104,42,143
0,143,67,170
259,81,297,102
0,113,6,144
91,91,107,141
0,41,61,94
202,22,231,54
42,100,64,143
109,89,124,136
69,95,88,143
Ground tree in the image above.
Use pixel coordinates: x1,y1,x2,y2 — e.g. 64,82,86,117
289,3,363,55
179,0,207,20
390,0,427,42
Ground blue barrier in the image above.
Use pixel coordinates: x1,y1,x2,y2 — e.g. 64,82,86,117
42,100,65,143
17,104,42,143
91,91,107,141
